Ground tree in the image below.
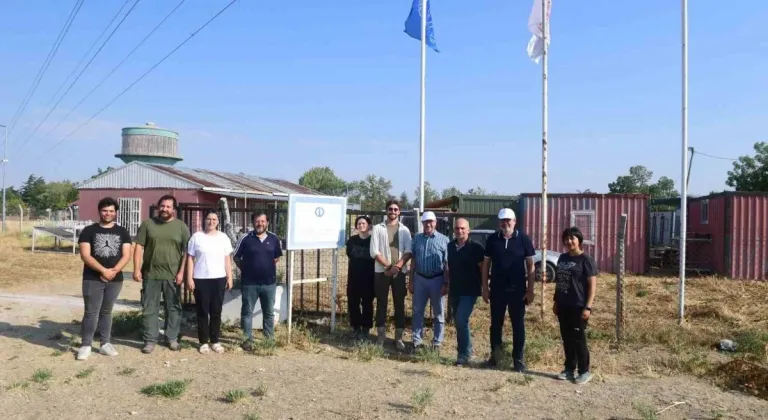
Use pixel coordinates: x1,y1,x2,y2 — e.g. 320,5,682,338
41,181,79,210
90,166,116,179
465,187,489,195
20,175,47,212
1,187,25,215
608,165,678,198
298,166,348,195
347,175,393,210
440,186,462,199
413,182,440,208
726,142,768,191
399,191,412,209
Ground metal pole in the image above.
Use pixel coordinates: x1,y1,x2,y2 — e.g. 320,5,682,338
539,0,549,319
1,124,8,233
331,248,338,332
678,0,689,325
418,0,427,213
286,250,294,343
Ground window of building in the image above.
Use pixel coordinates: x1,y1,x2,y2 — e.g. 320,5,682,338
117,198,142,236
700,199,709,225
570,210,596,245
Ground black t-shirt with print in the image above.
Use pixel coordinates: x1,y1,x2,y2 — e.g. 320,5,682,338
78,223,133,281
554,252,598,308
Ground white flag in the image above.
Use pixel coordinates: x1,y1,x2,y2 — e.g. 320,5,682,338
527,0,552,64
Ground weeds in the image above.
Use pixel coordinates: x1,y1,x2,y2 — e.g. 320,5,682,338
249,339,278,357
253,383,268,397
111,311,143,337
507,374,534,386
734,329,768,360
140,379,192,399
31,368,52,383
410,387,434,415
6,381,30,390
632,402,658,420
76,366,96,379
413,347,445,365
118,367,136,376
243,414,261,420
636,289,649,298
50,349,63,357
351,341,385,362
224,389,249,403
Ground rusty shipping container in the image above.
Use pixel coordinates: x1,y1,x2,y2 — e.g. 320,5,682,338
689,192,768,280
518,193,649,274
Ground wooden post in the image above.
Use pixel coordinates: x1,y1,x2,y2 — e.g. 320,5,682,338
616,214,628,344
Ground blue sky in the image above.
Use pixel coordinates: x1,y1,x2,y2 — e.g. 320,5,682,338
1,0,766,197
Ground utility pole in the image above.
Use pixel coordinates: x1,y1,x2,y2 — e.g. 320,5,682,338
1,124,7,233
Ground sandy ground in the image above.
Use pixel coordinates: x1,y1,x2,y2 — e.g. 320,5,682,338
1,287,766,420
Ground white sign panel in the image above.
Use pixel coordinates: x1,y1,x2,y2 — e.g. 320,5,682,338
286,194,347,250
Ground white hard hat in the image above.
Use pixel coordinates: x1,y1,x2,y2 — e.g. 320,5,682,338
421,211,437,222
498,208,516,220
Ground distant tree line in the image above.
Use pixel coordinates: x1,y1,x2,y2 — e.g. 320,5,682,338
2,175,79,217
297,167,502,211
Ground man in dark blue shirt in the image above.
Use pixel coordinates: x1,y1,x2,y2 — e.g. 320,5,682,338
234,212,283,349
482,208,535,371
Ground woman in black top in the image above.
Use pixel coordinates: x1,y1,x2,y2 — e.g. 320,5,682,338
553,226,598,385
346,216,375,340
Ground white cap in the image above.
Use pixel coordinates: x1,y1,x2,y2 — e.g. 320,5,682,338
498,208,516,220
421,211,436,222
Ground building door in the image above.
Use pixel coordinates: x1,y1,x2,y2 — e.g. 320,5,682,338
117,198,142,236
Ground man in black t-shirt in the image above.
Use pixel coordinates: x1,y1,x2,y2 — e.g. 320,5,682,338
482,208,536,371
446,218,485,366
76,197,133,361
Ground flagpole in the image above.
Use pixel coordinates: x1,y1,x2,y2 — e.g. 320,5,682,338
418,0,427,214
539,0,549,319
678,0,688,325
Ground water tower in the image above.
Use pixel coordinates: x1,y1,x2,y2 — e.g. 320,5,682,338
115,122,182,165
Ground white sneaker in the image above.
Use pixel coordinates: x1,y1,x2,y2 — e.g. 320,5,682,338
99,343,119,357
76,346,92,361
211,343,225,354
199,344,210,354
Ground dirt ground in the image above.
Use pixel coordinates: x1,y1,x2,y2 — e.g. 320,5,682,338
1,229,767,419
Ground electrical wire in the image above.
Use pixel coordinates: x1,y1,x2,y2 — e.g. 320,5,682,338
693,150,738,161
7,0,85,133
15,0,141,156
38,0,239,158
25,0,187,157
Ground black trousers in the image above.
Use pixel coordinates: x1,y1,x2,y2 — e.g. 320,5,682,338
557,305,590,374
348,274,375,330
193,277,227,344
489,291,527,365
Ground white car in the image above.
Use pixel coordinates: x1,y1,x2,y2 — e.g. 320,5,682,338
468,229,561,283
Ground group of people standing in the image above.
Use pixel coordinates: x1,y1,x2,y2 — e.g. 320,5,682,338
345,199,598,384
75,195,598,384
75,195,281,360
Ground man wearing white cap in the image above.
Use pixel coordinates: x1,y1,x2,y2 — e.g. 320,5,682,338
408,211,450,350
482,208,536,371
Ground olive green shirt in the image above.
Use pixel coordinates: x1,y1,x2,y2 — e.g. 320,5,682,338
136,217,190,281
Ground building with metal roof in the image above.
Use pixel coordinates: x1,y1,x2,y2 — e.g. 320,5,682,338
76,161,320,236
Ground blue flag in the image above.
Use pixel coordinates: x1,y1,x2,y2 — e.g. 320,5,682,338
404,0,439,52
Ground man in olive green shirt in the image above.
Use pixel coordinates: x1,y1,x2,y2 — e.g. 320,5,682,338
133,195,190,353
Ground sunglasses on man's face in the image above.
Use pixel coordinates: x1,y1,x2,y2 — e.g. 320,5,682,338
387,207,399,212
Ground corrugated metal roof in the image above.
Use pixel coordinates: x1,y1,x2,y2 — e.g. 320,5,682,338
78,161,317,196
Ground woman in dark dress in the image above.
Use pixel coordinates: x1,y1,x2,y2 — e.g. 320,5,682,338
346,216,375,340
553,226,598,385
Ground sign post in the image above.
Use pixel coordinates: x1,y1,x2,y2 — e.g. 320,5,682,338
286,194,347,338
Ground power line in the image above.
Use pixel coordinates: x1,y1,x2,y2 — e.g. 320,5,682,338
692,149,738,161
39,0,240,158
15,0,141,156
26,0,187,157
7,0,85,133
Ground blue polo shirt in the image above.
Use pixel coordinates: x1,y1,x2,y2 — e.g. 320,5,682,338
484,230,535,294
411,231,449,278
234,231,283,286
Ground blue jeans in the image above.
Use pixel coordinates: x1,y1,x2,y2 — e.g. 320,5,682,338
241,283,276,340
411,274,445,347
450,295,477,361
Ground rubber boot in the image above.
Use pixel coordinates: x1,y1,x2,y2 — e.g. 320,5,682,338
376,327,386,346
395,328,406,352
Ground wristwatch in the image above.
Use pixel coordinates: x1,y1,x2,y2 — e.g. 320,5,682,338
585,307,592,312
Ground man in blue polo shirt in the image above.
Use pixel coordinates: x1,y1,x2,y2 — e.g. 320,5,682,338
482,208,535,371
409,211,450,350
234,212,283,350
